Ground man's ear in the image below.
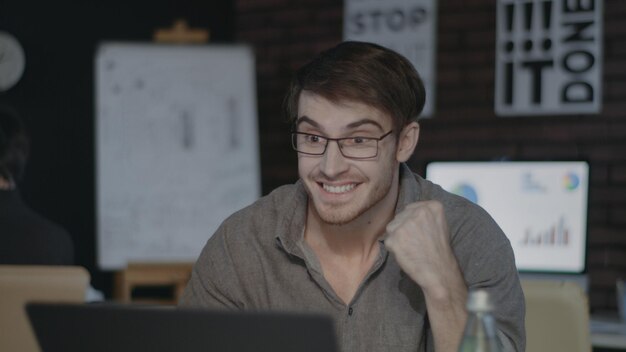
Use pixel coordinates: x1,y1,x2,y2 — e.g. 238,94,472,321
396,121,420,163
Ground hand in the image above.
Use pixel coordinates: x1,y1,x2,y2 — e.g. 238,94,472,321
385,200,460,295
386,200,469,352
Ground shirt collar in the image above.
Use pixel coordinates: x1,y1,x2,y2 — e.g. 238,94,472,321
274,179,309,257
395,163,422,214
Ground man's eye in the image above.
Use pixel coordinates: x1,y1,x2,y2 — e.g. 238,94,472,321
345,137,369,145
306,135,321,143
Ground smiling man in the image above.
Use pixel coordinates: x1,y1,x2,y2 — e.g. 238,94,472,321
180,41,525,352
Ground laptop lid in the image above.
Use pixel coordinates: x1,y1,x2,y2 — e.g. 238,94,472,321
26,303,338,352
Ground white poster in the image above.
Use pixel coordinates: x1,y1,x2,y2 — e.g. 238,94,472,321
95,43,260,270
344,0,437,117
495,0,603,116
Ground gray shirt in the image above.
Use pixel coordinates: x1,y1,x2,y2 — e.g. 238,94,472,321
180,164,525,352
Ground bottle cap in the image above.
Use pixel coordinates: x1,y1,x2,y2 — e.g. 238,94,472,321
466,289,493,312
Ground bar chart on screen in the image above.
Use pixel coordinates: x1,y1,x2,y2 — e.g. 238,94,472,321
521,216,571,247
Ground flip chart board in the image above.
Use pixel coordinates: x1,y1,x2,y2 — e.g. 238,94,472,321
95,43,260,270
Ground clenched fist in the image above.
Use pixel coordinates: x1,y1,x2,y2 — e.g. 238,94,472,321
385,200,462,296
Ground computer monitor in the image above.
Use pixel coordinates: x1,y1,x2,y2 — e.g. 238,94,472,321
426,161,589,274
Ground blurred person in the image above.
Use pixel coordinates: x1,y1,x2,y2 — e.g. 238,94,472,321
0,105,74,265
180,42,524,352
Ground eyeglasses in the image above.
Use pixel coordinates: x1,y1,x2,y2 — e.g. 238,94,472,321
291,130,393,159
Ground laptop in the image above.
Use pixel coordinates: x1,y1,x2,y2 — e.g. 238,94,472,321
26,303,338,352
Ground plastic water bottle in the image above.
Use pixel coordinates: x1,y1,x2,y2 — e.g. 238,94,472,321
457,289,501,352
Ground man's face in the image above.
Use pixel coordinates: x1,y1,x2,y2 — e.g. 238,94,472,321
296,91,400,226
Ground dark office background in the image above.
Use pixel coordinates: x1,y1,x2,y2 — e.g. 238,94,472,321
0,0,236,297
1,0,625,313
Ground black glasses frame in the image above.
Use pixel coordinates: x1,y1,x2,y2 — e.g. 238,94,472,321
291,130,393,159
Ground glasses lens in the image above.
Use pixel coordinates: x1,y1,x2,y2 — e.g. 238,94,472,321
339,138,378,158
293,133,326,155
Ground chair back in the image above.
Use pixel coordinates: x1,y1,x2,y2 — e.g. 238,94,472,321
0,265,90,352
522,279,591,352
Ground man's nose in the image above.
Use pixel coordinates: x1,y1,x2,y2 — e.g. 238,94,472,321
319,141,349,177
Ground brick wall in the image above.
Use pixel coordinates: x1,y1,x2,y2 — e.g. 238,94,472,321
235,0,626,313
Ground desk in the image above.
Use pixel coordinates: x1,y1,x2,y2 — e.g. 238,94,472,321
591,316,626,351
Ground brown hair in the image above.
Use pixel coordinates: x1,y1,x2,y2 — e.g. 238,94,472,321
284,41,426,132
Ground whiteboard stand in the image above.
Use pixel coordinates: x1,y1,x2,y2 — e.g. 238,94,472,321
153,19,209,44
111,20,208,305
114,262,193,305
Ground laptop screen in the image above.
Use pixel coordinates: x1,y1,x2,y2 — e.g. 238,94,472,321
426,161,589,274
